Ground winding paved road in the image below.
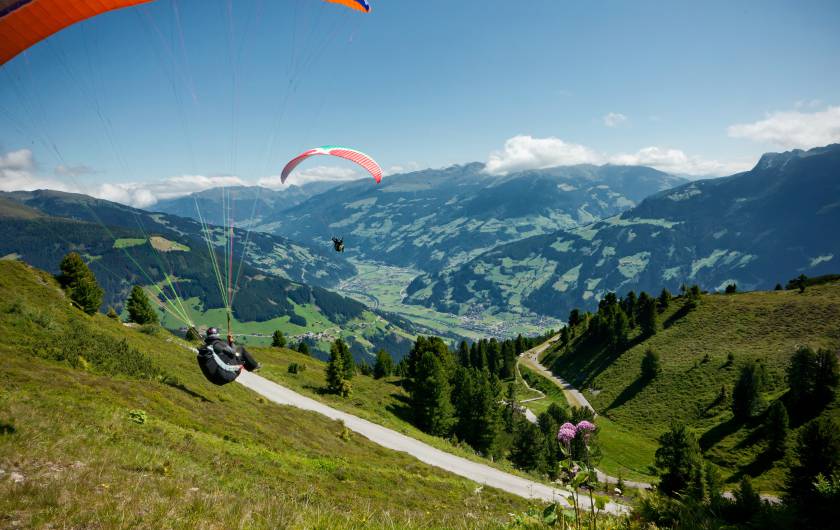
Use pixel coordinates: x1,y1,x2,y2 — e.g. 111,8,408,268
236,370,629,514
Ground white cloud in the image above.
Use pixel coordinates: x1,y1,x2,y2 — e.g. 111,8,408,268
485,135,603,175
258,165,359,189
91,174,248,208
384,161,421,176
0,149,69,192
484,136,750,177
727,106,840,149
609,147,752,177
603,112,628,128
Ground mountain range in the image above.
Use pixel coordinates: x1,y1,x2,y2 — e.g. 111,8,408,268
405,145,840,318
151,164,686,273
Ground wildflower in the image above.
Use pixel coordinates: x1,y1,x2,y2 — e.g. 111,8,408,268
576,420,596,441
557,422,577,444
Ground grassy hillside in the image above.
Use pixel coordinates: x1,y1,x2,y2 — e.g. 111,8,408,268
542,284,840,491
245,345,555,484
0,260,538,529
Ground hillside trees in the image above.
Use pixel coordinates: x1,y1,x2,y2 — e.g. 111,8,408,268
57,252,104,315
271,330,286,348
411,350,456,436
732,360,766,420
655,423,703,497
373,349,393,379
636,291,658,336
326,340,351,397
509,419,546,472
125,285,158,325
785,417,840,526
786,345,839,413
764,400,789,458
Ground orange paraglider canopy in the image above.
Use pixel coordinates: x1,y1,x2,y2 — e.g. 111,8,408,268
0,0,153,66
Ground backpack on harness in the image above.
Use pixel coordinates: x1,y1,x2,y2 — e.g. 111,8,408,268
196,343,242,386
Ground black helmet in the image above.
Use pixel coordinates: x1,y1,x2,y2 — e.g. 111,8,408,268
206,327,221,340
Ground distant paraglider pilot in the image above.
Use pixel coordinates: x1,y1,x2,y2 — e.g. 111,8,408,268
332,237,345,253
196,327,260,386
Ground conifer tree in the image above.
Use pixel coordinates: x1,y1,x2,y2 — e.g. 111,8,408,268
658,288,672,311
457,340,470,367
622,290,637,328
329,338,354,380
411,351,455,436
509,420,546,472
637,291,658,337
470,370,501,454
297,341,310,356
732,360,765,420
515,334,527,355
326,345,349,396
655,423,703,497
57,252,104,315
568,308,582,328
271,330,286,348
373,349,393,379
765,400,789,458
126,285,158,325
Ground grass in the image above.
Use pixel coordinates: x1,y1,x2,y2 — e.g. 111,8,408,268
248,346,561,486
518,365,568,418
157,295,406,355
113,238,146,249
542,286,840,492
149,236,190,252
0,260,548,529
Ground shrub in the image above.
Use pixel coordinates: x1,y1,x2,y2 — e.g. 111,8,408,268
641,347,662,380
288,362,305,374
128,409,147,425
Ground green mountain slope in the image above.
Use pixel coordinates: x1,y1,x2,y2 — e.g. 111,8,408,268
0,260,530,529
408,144,840,319
0,191,417,359
0,189,355,288
541,283,840,491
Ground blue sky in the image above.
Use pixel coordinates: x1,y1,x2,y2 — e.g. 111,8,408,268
1,0,839,205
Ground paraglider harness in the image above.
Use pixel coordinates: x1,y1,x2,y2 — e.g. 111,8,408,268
331,237,345,253
196,331,259,386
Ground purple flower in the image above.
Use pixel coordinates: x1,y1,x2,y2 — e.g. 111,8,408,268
576,420,596,432
557,422,577,444
576,420,596,442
